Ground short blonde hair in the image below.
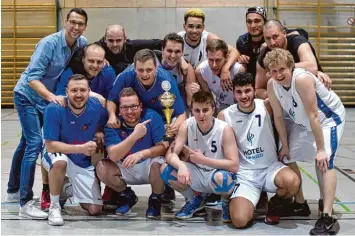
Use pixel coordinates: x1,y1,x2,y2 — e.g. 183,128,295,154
263,48,295,70
184,8,205,23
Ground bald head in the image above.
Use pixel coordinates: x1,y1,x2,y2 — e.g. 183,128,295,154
263,19,285,32
105,24,125,37
104,24,127,54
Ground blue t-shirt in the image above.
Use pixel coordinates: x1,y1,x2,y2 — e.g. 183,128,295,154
43,97,107,168
105,108,165,163
108,65,185,122
56,66,116,99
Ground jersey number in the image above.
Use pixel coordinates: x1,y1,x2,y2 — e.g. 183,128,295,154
211,140,217,153
255,114,261,127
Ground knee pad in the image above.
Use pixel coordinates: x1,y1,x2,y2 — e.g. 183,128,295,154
211,170,237,193
160,164,177,186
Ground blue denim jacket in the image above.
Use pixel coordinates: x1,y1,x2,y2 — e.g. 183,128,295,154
14,30,88,113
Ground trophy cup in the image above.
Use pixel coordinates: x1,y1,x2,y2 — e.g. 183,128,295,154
159,81,176,143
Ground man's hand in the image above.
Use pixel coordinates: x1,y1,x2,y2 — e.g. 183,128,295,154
315,150,329,173
80,141,97,156
237,55,250,64
133,119,151,139
220,69,233,91
48,95,66,107
177,164,191,185
190,82,200,95
278,145,290,163
94,132,105,153
107,114,121,129
122,152,144,168
188,149,206,165
317,71,332,90
166,122,179,137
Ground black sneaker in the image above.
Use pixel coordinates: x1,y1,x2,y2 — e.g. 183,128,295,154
318,198,335,217
161,185,175,203
265,195,284,225
115,187,138,215
287,200,311,217
206,193,221,206
310,213,340,235
193,207,207,217
146,194,161,219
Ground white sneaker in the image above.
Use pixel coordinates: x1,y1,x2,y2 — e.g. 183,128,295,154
19,200,48,219
6,191,40,203
48,203,64,226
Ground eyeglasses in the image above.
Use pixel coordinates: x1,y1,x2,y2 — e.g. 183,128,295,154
119,104,140,112
68,20,86,28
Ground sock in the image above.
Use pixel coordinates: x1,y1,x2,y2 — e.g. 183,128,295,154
43,184,49,191
181,187,195,199
50,194,59,205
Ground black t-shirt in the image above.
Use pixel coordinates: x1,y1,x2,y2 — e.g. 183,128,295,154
96,38,163,75
257,34,322,71
236,28,310,77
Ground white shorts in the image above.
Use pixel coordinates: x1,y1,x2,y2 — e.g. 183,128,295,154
118,157,164,185
185,162,219,194
231,161,287,207
283,122,344,167
42,152,103,205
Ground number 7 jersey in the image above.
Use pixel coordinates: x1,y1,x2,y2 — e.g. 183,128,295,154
223,99,278,169
186,117,227,171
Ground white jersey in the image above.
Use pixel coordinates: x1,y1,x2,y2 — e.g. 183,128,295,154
273,68,345,131
186,117,227,171
223,99,277,169
178,30,209,68
199,61,241,110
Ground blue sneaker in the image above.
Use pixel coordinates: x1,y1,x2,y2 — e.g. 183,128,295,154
222,199,231,223
175,195,205,220
115,187,138,216
146,194,161,219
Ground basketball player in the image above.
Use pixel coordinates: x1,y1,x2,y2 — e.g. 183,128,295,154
195,39,243,114
178,8,240,91
160,91,239,220
96,87,167,218
41,74,107,226
218,73,300,227
265,48,345,235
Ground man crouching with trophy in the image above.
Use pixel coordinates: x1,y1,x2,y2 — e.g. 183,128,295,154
106,49,188,202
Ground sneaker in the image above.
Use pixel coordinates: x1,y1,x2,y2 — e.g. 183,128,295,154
193,207,207,217
48,203,64,226
41,190,50,211
264,195,285,225
222,200,231,223
205,193,221,206
115,187,138,216
59,177,73,208
175,195,206,220
287,200,311,217
255,191,268,213
310,213,340,235
161,185,175,203
19,200,48,219
103,186,122,206
5,191,40,203
146,194,161,219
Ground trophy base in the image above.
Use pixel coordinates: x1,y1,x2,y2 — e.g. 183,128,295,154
163,135,174,144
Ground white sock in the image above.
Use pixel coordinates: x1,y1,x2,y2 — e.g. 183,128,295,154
50,194,60,205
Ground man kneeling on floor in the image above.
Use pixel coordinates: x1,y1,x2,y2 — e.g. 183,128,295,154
161,91,239,220
96,87,168,218
42,74,107,226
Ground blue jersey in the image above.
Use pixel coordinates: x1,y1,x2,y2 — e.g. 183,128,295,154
108,65,185,122
43,97,108,168
56,66,116,99
105,108,165,163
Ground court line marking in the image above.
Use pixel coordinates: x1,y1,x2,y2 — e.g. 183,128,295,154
299,167,351,212
1,141,8,146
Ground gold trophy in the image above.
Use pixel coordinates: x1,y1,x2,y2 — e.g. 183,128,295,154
159,81,176,143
